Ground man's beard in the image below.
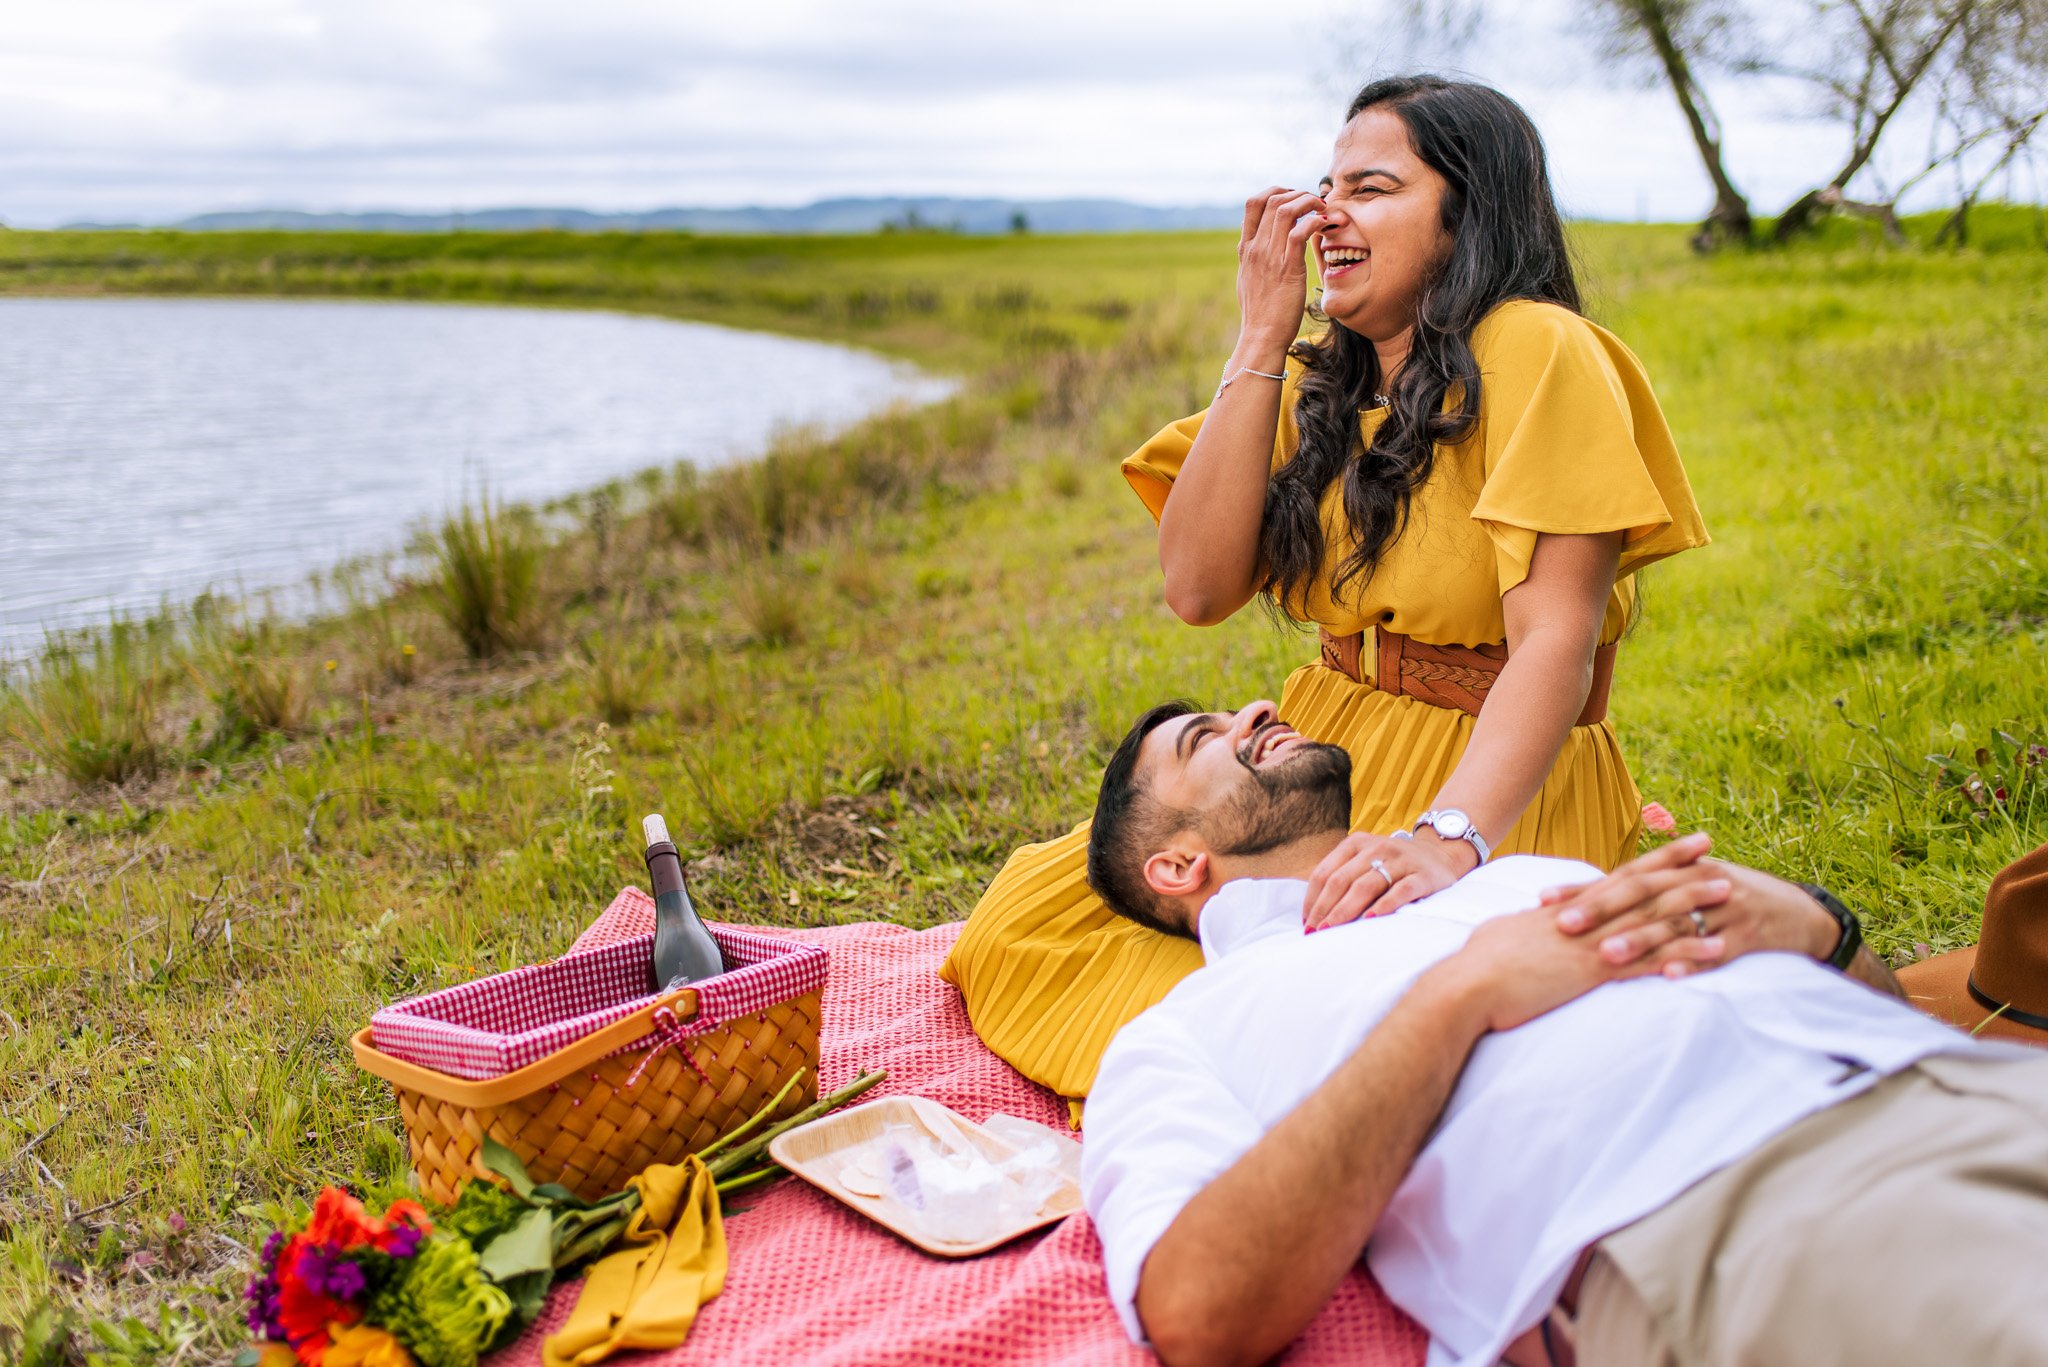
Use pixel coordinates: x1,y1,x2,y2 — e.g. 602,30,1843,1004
1201,738,1353,858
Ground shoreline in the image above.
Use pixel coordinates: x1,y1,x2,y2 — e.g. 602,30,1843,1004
0,294,957,663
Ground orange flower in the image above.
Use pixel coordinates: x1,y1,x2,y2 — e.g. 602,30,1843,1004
305,1189,380,1250
323,1325,415,1367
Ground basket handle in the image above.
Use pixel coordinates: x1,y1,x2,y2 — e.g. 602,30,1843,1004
521,985,702,1083
352,985,706,1104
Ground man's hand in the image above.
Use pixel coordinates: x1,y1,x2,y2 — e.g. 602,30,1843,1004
1541,833,1838,970
1542,834,1906,997
1426,896,1727,1035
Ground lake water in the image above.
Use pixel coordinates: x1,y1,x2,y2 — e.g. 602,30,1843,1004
0,297,949,656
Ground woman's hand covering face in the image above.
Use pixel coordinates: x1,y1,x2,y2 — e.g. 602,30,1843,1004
1234,186,1326,352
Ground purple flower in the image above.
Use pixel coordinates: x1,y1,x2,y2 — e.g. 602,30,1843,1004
244,1231,288,1339
383,1223,426,1259
295,1242,368,1301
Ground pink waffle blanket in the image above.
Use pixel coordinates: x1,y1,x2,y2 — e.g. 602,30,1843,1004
484,891,1426,1367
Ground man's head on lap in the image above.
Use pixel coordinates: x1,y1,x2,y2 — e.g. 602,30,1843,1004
1087,700,1352,937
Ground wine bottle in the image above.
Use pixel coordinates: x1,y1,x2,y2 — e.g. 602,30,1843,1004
643,814,726,993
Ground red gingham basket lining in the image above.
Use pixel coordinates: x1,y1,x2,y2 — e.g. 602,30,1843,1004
369,909,828,1082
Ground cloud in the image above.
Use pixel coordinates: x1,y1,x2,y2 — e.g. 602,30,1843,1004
0,0,1992,227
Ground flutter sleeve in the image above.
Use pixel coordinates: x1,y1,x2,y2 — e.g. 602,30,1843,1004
1467,302,1709,596
1119,368,1303,526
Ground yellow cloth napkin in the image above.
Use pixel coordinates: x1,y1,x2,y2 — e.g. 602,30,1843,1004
543,1156,728,1367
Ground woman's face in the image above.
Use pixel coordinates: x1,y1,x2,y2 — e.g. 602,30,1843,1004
1314,107,1452,345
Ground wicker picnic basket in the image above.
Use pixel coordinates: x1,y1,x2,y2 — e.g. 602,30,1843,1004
350,914,827,1205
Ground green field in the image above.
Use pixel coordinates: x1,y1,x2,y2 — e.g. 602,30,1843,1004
1,215,2043,1354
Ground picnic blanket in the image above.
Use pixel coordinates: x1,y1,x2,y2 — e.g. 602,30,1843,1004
484,892,1426,1367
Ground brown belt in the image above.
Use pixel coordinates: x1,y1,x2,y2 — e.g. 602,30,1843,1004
1318,627,1616,728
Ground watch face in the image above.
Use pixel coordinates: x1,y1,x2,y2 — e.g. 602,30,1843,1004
1431,812,1472,840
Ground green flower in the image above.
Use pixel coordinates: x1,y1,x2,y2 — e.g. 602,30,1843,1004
369,1236,511,1367
439,1179,529,1247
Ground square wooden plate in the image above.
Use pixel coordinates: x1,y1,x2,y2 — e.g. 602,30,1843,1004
767,1095,1081,1257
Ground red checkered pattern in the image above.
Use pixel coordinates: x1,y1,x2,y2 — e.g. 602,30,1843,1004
370,890,827,1081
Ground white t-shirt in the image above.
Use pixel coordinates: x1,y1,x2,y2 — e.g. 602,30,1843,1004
1081,856,1982,1367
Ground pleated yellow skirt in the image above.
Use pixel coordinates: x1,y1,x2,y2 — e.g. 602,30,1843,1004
940,659,1646,1107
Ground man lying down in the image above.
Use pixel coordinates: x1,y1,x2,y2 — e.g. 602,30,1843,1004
1078,699,2048,1367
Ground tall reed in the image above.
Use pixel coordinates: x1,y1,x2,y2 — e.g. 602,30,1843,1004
430,498,542,660
575,630,658,725
186,606,307,746
5,621,167,787
734,568,805,647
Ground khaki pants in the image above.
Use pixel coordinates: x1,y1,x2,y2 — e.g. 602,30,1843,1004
1577,1050,2048,1367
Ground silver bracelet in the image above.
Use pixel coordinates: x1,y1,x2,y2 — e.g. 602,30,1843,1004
1214,364,1288,399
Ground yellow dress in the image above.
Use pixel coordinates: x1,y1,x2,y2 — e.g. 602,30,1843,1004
940,300,1710,1106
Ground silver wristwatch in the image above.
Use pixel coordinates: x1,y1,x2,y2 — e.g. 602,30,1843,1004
1414,809,1491,865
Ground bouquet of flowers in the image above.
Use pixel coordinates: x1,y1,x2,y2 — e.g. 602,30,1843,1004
239,1067,882,1367
240,1187,486,1367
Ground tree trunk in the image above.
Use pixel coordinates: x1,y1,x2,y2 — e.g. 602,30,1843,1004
1934,200,1971,246
1630,0,1753,250
1774,189,1828,241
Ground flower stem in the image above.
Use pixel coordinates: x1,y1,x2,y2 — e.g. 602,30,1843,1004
695,1069,808,1165
713,1166,784,1197
704,1069,886,1181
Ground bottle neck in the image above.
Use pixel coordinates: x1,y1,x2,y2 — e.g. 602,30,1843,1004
645,841,686,898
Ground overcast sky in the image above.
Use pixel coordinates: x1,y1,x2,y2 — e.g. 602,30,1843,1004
0,0,2004,228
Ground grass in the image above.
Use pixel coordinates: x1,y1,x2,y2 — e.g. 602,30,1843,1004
572,629,659,728
429,498,544,660
731,566,806,648
0,208,2043,1352
186,606,310,748
3,622,169,789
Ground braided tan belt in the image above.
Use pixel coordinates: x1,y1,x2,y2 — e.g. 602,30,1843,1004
1318,627,1616,728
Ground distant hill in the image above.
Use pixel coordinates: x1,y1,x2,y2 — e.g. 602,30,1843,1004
64,198,1241,236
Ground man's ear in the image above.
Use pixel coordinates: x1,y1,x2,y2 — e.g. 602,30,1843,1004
1142,840,1211,902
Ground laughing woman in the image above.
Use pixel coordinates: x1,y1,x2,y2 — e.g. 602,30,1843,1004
942,75,1709,1109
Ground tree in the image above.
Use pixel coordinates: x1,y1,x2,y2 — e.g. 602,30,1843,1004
1386,0,1758,249
1361,0,2045,249
1918,0,2048,243
1585,0,1759,248
1766,0,1980,239
1755,0,2047,241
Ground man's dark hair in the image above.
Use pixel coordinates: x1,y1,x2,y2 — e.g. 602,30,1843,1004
1087,700,1201,938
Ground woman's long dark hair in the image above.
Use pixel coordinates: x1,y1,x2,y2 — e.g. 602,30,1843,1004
1263,75,1581,614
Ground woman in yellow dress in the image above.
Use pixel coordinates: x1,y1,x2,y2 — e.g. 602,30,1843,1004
943,75,1709,1108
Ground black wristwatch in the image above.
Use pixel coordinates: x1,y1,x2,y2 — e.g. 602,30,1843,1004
1797,882,1863,971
